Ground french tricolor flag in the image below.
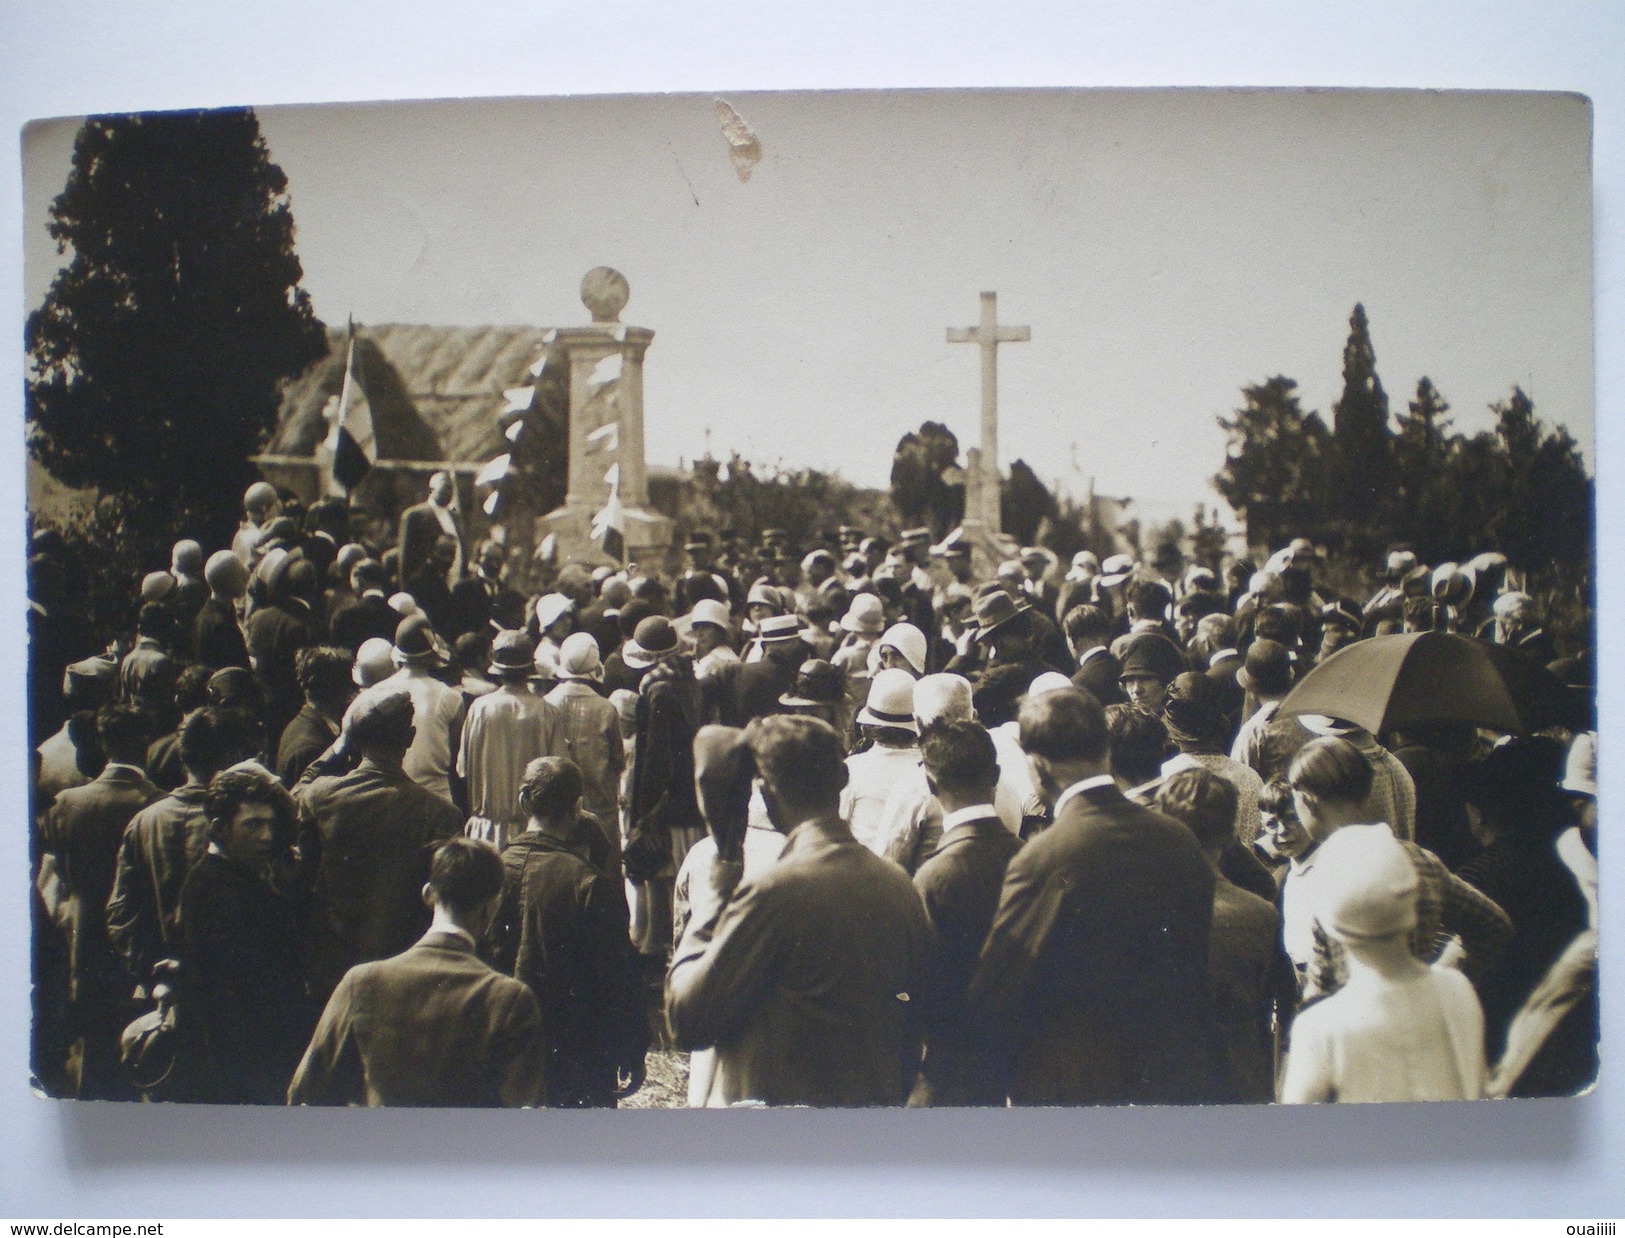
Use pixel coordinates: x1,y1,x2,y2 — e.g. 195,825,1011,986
324,321,376,494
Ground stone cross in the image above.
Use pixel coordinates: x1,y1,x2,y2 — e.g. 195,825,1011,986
947,291,1029,535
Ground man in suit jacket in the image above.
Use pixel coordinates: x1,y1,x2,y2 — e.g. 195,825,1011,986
40,703,163,1097
911,719,1024,1106
966,687,1219,1106
1063,603,1128,708
667,715,933,1107
448,540,525,641
289,837,545,1107
398,471,464,589
491,757,648,1107
328,559,399,653
295,689,464,1003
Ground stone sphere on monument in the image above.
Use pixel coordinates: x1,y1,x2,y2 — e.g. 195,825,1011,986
581,267,630,323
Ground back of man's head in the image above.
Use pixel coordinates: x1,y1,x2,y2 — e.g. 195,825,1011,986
179,706,259,781
914,673,974,728
352,558,387,593
517,755,584,823
1018,687,1108,766
746,714,847,815
97,702,151,764
1062,604,1114,650
296,646,355,708
1157,766,1239,856
1108,708,1169,787
920,719,999,803
428,837,505,919
1128,578,1173,620
348,689,415,754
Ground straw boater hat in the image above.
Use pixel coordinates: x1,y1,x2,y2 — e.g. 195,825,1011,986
857,668,919,732
1097,553,1136,589
840,592,886,635
623,615,681,670
487,629,537,678
1431,562,1473,608
900,527,933,550
755,614,803,646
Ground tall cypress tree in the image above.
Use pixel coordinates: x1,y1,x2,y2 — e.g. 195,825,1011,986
27,108,328,555
1329,303,1396,551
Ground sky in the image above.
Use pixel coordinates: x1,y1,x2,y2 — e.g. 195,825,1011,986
22,87,1593,522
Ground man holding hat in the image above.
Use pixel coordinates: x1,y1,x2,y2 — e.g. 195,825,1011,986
458,630,563,848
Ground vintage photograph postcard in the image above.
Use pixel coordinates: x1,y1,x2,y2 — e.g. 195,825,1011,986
21,88,1595,1109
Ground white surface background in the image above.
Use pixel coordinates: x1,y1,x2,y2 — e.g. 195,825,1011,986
2,0,1620,1218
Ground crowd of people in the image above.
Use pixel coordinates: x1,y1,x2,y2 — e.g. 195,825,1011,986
27,472,1598,1107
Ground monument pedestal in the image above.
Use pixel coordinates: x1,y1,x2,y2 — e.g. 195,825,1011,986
537,266,673,571
537,502,672,571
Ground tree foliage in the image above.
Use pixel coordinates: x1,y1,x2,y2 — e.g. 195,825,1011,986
1001,459,1058,547
889,420,965,536
1213,375,1331,549
1212,306,1593,620
1328,303,1396,551
26,108,328,556
681,453,887,550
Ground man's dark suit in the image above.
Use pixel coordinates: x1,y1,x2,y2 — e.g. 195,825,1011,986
42,762,163,1096
1071,647,1128,707
912,814,1024,1106
491,828,649,1107
668,815,933,1107
448,574,525,640
192,596,249,670
329,591,399,653
404,566,454,637
288,930,545,1107
296,759,464,1001
710,653,801,729
966,779,1218,1106
398,501,461,589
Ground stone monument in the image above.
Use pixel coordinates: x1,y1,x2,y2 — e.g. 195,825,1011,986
537,267,673,567
948,290,1029,572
